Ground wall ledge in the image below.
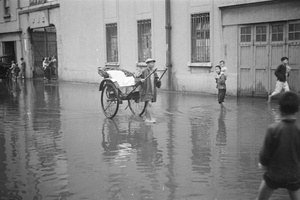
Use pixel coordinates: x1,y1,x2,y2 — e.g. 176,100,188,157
105,62,119,67
188,62,212,68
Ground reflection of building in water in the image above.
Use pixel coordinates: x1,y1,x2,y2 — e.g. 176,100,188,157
267,104,281,123
1,80,67,199
135,123,163,198
0,133,8,197
135,123,162,169
101,118,133,154
190,116,212,174
101,118,136,200
101,118,164,199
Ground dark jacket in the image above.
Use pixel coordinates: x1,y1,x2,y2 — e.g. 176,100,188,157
275,64,287,82
260,118,300,183
216,73,226,90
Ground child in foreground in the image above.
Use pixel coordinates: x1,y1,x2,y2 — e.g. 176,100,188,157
257,91,300,200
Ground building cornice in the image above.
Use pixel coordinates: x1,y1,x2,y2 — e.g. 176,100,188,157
218,0,282,9
18,2,60,15
0,30,22,34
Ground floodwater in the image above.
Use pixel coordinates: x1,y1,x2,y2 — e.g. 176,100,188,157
0,79,299,200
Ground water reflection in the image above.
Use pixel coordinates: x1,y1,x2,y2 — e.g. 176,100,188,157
0,80,70,200
164,92,179,200
216,108,227,161
1,80,298,199
101,117,164,200
0,133,8,198
216,109,227,147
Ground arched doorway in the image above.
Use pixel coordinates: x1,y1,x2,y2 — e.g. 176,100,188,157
30,25,58,79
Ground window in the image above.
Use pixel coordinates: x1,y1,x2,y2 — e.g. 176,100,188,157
241,27,251,42
106,23,118,63
256,26,267,42
29,0,47,6
4,0,10,16
271,25,283,41
289,23,300,41
191,13,210,62
137,19,152,63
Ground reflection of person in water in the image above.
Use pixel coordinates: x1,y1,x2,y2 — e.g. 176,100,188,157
216,109,227,161
136,123,157,164
101,118,120,152
216,109,227,147
135,122,163,190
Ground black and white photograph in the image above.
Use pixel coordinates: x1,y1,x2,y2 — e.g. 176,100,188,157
0,0,300,199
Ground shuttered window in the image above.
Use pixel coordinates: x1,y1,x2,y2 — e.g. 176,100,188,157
191,13,210,62
137,19,152,62
106,23,118,63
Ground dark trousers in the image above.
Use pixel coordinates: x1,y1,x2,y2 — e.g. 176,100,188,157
218,89,226,104
44,67,51,80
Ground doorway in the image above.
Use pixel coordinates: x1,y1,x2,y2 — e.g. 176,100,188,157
2,41,16,61
31,25,58,79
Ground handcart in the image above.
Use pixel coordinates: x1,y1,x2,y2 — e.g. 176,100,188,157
98,66,159,119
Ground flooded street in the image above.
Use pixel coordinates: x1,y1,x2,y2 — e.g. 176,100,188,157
0,79,299,200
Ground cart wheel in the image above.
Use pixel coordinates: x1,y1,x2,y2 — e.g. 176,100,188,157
128,97,146,116
101,81,119,119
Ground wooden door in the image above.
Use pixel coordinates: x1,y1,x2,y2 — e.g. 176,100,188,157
254,24,269,96
286,21,300,93
238,26,253,96
269,23,286,93
238,21,300,96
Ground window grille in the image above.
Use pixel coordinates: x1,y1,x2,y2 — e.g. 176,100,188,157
256,26,267,42
137,19,151,62
288,23,300,41
29,0,47,6
106,23,118,63
271,25,283,41
191,13,210,62
4,0,10,16
241,27,251,42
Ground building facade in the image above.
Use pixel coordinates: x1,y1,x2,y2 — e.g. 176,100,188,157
0,0,60,79
1,0,299,96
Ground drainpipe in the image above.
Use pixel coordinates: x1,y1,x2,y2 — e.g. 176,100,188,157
17,0,23,60
44,28,48,57
165,0,172,90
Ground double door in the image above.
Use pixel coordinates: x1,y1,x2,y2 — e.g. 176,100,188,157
238,21,300,97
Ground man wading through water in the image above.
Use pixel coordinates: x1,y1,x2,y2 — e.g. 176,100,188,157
136,58,161,123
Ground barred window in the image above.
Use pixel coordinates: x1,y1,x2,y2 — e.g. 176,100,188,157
256,26,267,42
137,19,152,62
288,23,300,41
271,25,284,41
4,0,10,16
241,27,251,42
106,23,118,63
29,0,47,6
191,13,210,63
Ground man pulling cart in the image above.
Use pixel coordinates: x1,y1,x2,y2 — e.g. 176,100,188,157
98,58,167,120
